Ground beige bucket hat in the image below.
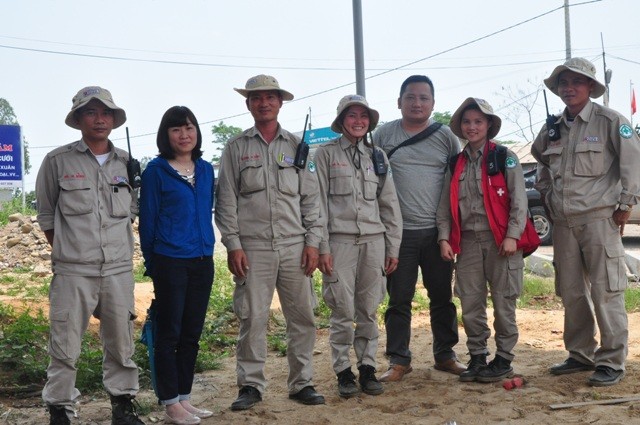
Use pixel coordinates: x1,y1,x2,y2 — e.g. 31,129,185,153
330,94,380,133
234,74,294,101
450,97,502,140
65,86,126,129
544,57,606,98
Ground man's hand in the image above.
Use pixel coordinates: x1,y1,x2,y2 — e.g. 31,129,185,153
439,240,455,261
318,253,333,276
228,249,249,278
499,237,518,257
384,257,398,275
613,209,632,236
301,246,319,276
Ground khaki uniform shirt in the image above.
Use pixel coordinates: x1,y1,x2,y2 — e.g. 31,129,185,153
437,143,528,241
36,139,137,276
531,101,640,225
215,125,323,251
314,136,403,257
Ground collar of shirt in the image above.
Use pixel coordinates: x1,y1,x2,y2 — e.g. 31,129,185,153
463,142,485,162
562,100,593,125
339,136,365,153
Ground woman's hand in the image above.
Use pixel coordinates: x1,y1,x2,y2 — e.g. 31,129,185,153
499,237,517,256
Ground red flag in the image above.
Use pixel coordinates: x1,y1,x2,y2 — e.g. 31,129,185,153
633,89,637,115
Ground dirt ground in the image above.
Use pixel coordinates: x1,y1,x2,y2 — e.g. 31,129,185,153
3,293,640,425
3,219,640,424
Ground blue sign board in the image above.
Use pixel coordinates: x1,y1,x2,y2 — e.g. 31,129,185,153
305,127,339,145
0,125,22,188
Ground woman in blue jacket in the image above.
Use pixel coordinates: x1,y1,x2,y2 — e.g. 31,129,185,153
139,106,215,425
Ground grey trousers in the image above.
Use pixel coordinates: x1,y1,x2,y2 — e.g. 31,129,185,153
42,272,139,407
233,242,317,394
553,218,628,370
455,231,522,361
322,236,386,374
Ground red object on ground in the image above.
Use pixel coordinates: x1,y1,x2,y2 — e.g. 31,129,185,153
503,377,525,390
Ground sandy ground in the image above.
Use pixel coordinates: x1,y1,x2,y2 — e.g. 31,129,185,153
3,293,640,425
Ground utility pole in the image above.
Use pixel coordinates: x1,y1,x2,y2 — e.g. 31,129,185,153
564,0,571,60
601,33,612,107
352,0,366,96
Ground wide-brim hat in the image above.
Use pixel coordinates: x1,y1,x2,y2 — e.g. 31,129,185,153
234,74,294,101
544,57,606,98
450,97,502,140
330,94,380,133
64,86,126,129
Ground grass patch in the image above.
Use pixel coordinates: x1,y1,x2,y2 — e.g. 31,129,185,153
0,198,36,226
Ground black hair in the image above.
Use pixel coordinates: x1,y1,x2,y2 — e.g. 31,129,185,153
399,75,435,99
156,106,203,160
459,103,493,127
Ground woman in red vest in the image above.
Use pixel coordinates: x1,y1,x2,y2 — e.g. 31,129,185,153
436,98,530,383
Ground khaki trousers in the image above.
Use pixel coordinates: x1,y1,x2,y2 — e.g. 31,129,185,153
233,242,317,394
322,236,386,374
553,218,628,369
42,272,139,407
455,231,522,360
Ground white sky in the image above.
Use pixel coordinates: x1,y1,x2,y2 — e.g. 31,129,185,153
2,0,639,191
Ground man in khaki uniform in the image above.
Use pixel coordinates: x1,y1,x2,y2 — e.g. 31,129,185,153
36,87,144,425
215,75,325,410
531,57,640,386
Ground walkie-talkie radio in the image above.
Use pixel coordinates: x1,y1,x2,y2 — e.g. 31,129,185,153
543,90,561,142
294,114,310,169
125,127,142,188
369,133,388,176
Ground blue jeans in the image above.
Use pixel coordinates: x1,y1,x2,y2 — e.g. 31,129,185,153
152,254,214,404
383,228,459,365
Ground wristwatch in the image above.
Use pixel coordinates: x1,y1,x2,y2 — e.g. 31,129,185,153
618,204,633,212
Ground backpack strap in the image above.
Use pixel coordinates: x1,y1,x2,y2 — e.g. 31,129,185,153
387,123,443,159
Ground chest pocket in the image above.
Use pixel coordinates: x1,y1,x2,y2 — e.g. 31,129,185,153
109,184,132,218
329,168,352,196
542,145,564,177
574,142,604,177
58,179,93,216
278,165,299,196
363,172,379,200
239,160,265,195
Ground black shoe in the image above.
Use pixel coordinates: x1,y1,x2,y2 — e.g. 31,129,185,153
549,357,595,375
110,395,145,425
588,366,625,387
337,368,361,398
459,353,488,382
49,406,71,425
476,355,514,383
289,386,325,405
358,365,384,396
231,386,262,411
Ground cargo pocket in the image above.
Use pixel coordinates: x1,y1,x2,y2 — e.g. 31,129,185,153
504,255,524,300
574,142,604,176
239,161,265,195
277,165,299,196
363,173,379,200
542,145,564,178
322,273,345,313
329,168,352,196
605,243,627,292
232,276,250,319
109,185,131,218
49,310,71,359
126,310,136,358
59,179,93,216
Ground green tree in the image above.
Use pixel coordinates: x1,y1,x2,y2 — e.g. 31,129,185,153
211,121,242,163
432,111,452,125
0,98,31,174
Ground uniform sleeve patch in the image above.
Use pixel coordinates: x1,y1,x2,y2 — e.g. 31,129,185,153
505,157,517,169
307,160,316,173
620,124,633,139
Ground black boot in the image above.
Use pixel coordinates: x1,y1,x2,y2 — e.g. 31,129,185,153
358,365,384,396
48,405,71,425
110,394,145,425
337,367,361,398
459,353,488,382
476,355,514,383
